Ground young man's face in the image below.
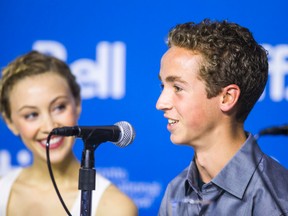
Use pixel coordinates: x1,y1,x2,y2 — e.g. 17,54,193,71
156,46,222,148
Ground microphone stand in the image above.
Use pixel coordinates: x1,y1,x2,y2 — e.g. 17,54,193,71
79,139,101,216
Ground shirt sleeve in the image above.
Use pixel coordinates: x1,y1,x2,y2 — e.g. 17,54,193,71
158,183,172,216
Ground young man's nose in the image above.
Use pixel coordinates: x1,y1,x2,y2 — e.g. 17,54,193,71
156,92,172,111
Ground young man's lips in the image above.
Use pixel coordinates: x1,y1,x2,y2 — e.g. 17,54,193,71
168,119,179,125
167,118,179,131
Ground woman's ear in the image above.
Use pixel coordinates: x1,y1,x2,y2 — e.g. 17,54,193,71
220,84,241,112
2,114,20,136
76,100,82,120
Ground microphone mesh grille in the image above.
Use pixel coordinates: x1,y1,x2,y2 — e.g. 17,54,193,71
113,121,136,147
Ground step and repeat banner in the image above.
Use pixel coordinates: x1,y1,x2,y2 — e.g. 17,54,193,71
1,0,287,215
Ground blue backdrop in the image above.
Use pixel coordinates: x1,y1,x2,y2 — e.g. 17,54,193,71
0,0,288,215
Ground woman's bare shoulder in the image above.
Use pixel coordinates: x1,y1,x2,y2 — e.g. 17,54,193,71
96,184,138,216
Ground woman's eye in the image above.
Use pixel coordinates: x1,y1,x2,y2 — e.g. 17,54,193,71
24,112,38,120
54,104,66,112
160,83,164,91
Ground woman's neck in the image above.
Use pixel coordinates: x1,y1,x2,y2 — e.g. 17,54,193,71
24,153,80,187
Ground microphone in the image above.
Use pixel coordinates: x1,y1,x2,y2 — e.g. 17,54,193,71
50,121,136,147
258,125,288,136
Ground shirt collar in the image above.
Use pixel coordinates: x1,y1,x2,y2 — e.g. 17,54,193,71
185,133,264,199
212,133,264,198
185,160,200,195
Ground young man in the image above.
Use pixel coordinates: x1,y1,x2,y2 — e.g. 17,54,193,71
156,19,288,215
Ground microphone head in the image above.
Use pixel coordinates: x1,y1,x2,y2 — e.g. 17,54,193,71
113,121,136,147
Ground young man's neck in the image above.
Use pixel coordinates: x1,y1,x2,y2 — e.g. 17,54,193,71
194,126,246,183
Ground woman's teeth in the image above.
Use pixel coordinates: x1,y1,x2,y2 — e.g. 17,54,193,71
49,137,62,145
41,137,62,146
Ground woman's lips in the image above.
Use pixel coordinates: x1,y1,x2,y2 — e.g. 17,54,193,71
39,136,64,150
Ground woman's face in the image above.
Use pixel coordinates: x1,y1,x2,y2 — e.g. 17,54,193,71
5,72,81,164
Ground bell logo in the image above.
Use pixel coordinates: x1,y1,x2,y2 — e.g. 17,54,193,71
33,40,126,99
262,44,288,102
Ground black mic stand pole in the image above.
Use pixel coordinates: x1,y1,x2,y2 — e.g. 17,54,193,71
78,140,100,216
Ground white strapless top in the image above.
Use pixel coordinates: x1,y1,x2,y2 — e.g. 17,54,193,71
0,168,111,216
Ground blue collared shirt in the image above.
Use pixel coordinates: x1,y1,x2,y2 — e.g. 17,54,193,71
158,133,288,216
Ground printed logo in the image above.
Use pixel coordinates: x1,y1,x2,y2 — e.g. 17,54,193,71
261,44,288,101
33,40,126,99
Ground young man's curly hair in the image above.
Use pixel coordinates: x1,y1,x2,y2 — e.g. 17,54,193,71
167,19,268,122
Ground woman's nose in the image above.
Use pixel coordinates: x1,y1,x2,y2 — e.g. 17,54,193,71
41,114,59,134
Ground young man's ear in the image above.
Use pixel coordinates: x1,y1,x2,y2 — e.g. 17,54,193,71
220,84,241,112
2,114,20,136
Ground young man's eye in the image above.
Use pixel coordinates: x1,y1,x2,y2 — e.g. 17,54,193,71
160,83,164,91
174,85,182,92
